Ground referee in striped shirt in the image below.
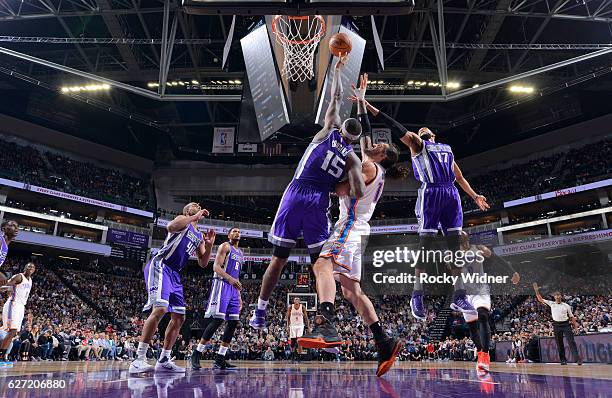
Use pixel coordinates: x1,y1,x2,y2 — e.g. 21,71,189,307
533,283,583,365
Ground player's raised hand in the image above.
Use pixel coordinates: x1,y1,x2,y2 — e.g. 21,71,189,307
532,282,539,291
204,229,216,248
351,73,368,101
335,53,348,69
193,208,209,221
473,195,490,211
511,272,520,285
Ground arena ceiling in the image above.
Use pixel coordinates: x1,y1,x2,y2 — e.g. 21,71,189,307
0,0,611,161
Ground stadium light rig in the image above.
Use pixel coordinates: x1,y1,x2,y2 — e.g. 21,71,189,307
60,84,110,93
509,85,535,93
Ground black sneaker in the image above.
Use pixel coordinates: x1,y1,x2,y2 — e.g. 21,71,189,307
561,360,567,365
191,350,202,370
213,356,227,370
376,338,403,377
223,358,237,370
298,315,342,349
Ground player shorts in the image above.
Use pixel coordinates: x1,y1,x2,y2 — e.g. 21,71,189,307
290,325,305,339
415,183,463,236
2,300,24,330
463,294,491,323
320,220,368,282
204,278,240,321
268,181,332,254
143,256,185,315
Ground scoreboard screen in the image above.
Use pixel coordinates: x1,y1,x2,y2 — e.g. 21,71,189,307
241,23,290,141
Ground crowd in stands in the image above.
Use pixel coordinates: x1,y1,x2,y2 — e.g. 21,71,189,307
462,138,612,212
0,254,609,364
0,135,152,211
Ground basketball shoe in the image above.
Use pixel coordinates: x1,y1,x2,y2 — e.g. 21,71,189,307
477,351,490,372
249,309,267,330
376,338,403,377
129,358,154,374
298,315,342,349
155,356,185,373
410,291,426,320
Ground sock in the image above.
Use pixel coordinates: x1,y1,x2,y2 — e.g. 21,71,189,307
218,346,228,356
369,321,388,343
160,349,171,361
320,302,335,321
196,343,206,353
257,298,268,310
136,342,149,360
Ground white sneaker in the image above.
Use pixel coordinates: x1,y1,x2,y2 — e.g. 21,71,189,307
155,357,185,373
129,358,154,374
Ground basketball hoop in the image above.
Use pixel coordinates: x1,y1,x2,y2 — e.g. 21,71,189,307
272,15,326,82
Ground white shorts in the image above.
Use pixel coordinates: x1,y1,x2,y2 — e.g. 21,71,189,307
289,325,304,339
2,301,25,331
463,294,491,323
320,221,367,282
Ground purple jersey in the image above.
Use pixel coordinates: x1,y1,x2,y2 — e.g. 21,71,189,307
155,223,203,272
412,140,455,184
0,235,8,268
293,129,353,192
215,244,242,280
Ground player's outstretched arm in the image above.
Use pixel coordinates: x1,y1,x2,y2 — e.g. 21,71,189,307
345,152,366,198
532,283,547,305
1,273,23,288
212,242,242,290
197,229,216,267
313,57,347,142
303,305,310,330
348,96,422,155
167,209,209,233
452,161,490,211
352,73,373,160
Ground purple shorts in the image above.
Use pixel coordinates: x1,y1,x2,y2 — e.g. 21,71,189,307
204,278,240,320
268,181,332,253
143,256,185,314
415,183,463,236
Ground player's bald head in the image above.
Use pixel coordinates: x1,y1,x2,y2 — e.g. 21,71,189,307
183,202,201,216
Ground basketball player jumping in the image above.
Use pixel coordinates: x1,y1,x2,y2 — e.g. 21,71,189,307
300,74,406,377
0,220,19,286
356,99,490,320
0,262,35,364
191,227,243,370
287,297,309,361
129,203,216,374
250,57,366,338
458,231,520,372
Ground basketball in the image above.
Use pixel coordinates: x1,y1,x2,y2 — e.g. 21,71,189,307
329,32,352,57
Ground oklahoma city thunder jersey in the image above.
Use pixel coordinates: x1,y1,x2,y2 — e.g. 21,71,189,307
155,223,203,272
412,140,455,184
293,129,353,192
9,274,32,306
338,163,385,231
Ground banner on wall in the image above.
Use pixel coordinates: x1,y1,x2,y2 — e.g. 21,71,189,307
238,143,257,153
212,127,235,153
372,128,392,144
539,332,612,363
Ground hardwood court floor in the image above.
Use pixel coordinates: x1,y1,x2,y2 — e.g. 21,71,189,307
0,360,609,397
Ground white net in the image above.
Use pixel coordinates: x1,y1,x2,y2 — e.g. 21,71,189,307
272,15,326,82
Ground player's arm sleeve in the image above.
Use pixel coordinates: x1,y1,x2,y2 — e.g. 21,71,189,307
374,111,422,151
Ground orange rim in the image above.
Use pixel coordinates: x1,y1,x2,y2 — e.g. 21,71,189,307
272,15,326,45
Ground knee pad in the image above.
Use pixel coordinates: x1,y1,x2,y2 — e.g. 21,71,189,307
272,245,291,260
202,318,224,341
221,320,239,343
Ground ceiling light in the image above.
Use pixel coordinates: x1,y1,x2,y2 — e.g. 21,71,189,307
509,85,534,93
